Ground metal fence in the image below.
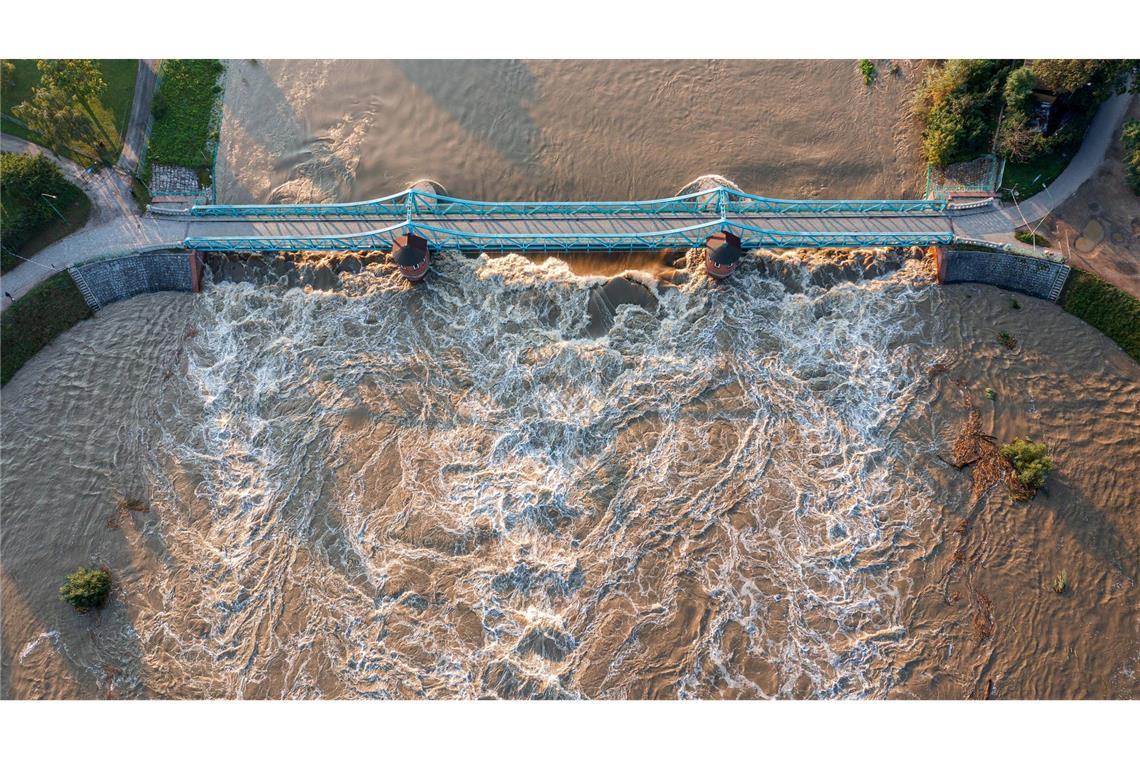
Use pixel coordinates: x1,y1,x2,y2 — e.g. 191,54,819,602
925,154,1005,200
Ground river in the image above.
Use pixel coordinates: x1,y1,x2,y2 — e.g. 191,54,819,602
1,60,1137,699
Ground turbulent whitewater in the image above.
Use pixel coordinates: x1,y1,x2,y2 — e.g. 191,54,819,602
5,250,1136,699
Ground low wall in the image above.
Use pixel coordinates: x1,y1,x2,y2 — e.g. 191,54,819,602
69,250,194,310
936,247,1070,302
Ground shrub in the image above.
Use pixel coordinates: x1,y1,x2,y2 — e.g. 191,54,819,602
859,59,876,87
59,566,111,611
1014,229,1049,247
1052,570,1068,594
1000,438,1054,491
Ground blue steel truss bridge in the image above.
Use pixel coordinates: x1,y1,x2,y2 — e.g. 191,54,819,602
181,186,955,253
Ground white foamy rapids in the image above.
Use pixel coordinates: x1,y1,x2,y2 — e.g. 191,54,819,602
132,252,940,698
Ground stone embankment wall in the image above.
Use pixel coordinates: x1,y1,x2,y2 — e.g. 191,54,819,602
69,249,194,310
936,247,1071,301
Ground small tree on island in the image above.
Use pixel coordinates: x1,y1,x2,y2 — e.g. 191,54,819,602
1000,438,1054,497
59,566,111,611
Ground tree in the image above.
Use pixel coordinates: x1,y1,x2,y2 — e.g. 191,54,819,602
59,566,111,611
997,113,1047,161
36,59,114,147
1,60,14,91
12,87,103,162
915,60,1012,166
1000,438,1054,492
1028,59,1138,102
1003,66,1037,116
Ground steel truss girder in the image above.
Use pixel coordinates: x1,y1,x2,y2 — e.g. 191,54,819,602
188,186,947,220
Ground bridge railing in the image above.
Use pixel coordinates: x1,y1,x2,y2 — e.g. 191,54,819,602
184,217,954,253
720,188,947,215
188,186,948,219
189,190,411,218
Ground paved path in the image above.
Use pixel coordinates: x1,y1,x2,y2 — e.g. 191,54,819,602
955,91,1136,240
117,59,160,175
0,135,187,309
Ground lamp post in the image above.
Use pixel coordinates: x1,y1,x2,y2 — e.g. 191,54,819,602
41,193,66,223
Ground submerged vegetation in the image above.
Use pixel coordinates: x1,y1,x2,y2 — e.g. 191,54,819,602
1061,270,1140,363
997,331,1017,350
1000,438,1054,494
59,566,111,611
0,271,92,385
859,59,877,87
1052,571,1068,594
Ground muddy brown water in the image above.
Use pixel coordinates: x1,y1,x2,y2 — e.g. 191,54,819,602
216,59,926,204
2,251,1137,699
2,60,1137,698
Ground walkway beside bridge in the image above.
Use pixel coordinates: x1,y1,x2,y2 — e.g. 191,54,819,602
3,91,1134,308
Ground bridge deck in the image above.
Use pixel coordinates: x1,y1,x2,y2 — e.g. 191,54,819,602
180,187,955,252
183,212,954,251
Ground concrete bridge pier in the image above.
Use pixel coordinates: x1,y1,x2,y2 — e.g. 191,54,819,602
705,231,744,279
392,234,430,281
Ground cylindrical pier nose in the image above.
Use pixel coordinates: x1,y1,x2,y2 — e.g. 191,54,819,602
391,234,430,281
704,231,743,279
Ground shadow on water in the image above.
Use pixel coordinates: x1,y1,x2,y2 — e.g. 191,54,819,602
394,60,542,172
1040,474,1139,582
222,61,395,204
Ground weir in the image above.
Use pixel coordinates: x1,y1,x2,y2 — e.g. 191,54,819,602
181,186,955,254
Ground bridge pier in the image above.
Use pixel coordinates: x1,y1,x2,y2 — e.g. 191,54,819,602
189,250,205,293
704,231,744,279
930,245,946,285
391,234,430,281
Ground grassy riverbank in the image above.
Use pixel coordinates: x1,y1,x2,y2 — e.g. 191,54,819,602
1,59,138,164
146,60,224,181
1061,269,1140,363
1,271,92,385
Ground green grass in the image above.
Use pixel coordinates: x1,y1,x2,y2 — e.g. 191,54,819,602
1014,228,1050,247
0,271,92,385
147,60,223,173
1,181,91,273
1,59,138,165
1061,270,1140,363
1000,149,1073,201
